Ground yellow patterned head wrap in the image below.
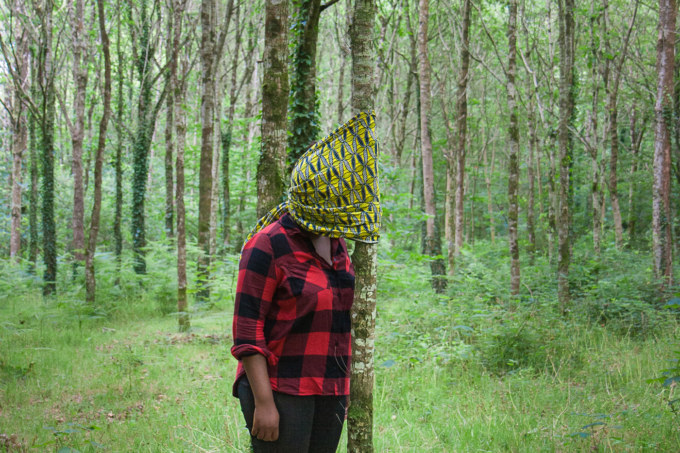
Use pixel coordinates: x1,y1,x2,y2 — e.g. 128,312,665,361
245,110,381,245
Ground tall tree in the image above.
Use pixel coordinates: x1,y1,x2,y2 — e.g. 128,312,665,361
443,0,471,275
130,0,157,274
174,0,190,330
507,0,520,297
348,2,378,451
38,0,58,295
288,0,322,166
604,0,639,249
196,0,219,301
85,0,112,303
5,2,30,261
417,0,446,293
196,0,234,301
652,0,675,286
113,0,124,277
257,0,289,217
66,0,90,271
557,0,576,312
164,2,176,240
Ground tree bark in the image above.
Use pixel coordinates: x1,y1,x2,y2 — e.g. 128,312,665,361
454,0,470,264
85,0,112,303
221,2,243,251
197,0,218,302
113,0,124,277
69,0,89,269
288,0,322,166
417,0,446,293
164,4,176,239
131,0,155,275
9,2,29,261
348,2,378,451
507,0,520,297
29,48,39,271
257,0,289,218
627,106,644,241
174,0,189,331
652,0,675,286
39,0,58,295
557,0,575,312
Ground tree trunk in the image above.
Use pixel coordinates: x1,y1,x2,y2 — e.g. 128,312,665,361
627,106,644,241
39,0,57,295
507,0,520,297
114,1,124,277
417,0,446,293
197,0,218,302
85,0,112,303
29,51,39,271
221,2,242,251
172,0,189,331
9,3,29,261
70,0,89,270
348,2,378,451
288,0,322,166
652,0,675,286
454,0,470,263
257,0,289,218
557,0,575,312
484,144,495,244
448,0,471,274
164,4,176,240
131,0,155,275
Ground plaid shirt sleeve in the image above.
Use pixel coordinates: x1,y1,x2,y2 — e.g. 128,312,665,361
231,231,281,366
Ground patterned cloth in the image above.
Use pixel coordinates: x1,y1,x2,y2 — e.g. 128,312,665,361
246,110,381,246
231,213,355,397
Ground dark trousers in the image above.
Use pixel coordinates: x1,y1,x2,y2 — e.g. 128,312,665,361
237,379,347,453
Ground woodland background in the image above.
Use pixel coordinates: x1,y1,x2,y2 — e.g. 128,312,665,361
1,0,680,451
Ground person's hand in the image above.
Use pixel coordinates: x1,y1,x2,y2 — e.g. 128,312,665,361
251,401,279,442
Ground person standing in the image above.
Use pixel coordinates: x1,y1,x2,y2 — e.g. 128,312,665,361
231,111,381,452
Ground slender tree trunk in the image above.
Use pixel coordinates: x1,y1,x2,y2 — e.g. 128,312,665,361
628,106,643,241
527,92,537,260
288,0,322,165
70,0,89,270
348,1,378,451
197,0,218,302
221,2,242,251
39,0,58,295
335,4,350,125
417,0,446,293
131,0,154,275
29,53,39,271
164,5,176,239
9,4,29,261
507,0,520,297
484,144,495,244
557,0,575,312
114,1,124,278
85,0,112,303
652,0,675,286
174,0,189,331
257,0,289,217
452,0,470,272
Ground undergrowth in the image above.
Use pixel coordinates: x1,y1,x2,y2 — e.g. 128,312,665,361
1,239,679,451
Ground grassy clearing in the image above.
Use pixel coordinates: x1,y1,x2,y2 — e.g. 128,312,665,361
1,247,679,452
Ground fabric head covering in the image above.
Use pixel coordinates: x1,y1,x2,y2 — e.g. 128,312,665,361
245,110,381,245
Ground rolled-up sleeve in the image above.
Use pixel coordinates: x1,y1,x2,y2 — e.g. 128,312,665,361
231,232,280,366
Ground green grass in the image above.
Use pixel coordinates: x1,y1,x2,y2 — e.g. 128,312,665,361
1,248,679,452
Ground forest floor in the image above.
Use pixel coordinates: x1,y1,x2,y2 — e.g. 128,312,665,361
1,243,679,452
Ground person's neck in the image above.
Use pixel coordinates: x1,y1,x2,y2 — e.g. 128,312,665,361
310,235,332,266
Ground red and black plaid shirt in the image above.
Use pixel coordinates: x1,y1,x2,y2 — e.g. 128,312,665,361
231,213,355,397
